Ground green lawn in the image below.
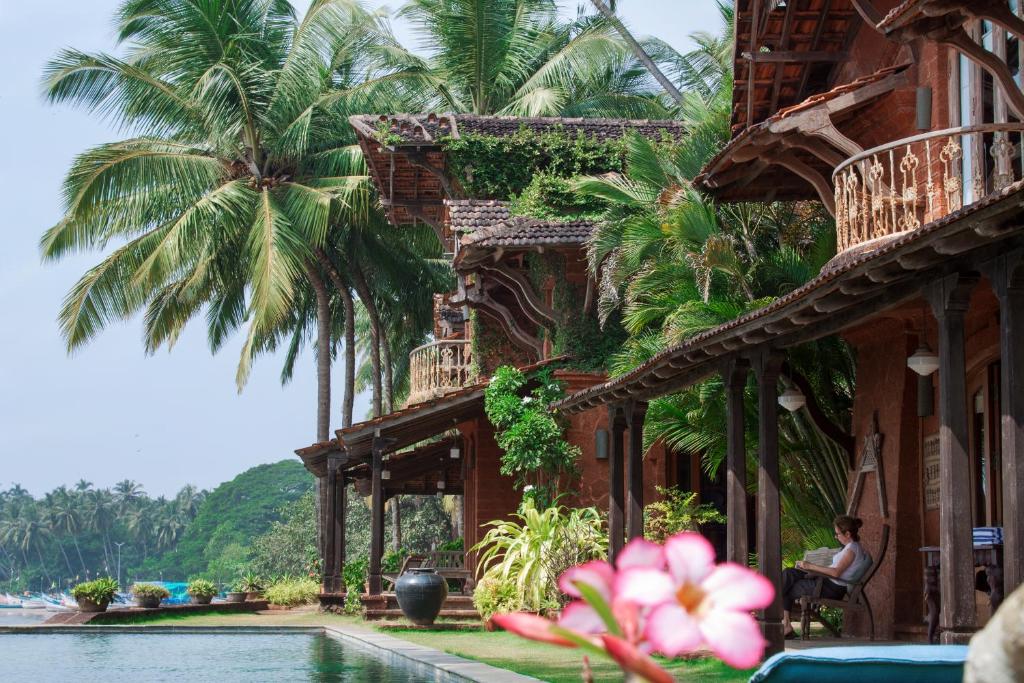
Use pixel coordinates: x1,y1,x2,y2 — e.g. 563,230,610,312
80,609,753,682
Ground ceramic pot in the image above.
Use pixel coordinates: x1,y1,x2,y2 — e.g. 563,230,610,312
191,595,213,605
77,597,109,613
226,591,246,603
135,595,161,608
395,567,448,625
245,591,262,601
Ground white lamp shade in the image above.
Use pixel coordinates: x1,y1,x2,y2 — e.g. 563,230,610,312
778,386,806,412
436,480,445,490
907,345,939,376
381,469,391,480
450,447,460,459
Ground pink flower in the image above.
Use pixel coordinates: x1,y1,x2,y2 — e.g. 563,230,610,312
615,533,774,669
491,612,580,648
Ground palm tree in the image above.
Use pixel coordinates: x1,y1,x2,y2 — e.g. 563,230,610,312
396,0,670,117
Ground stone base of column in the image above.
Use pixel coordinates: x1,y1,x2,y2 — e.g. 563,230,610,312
759,618,785,655
940,628,976,645
368,574,382,596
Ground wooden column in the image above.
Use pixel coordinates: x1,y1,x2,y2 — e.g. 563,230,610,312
368,436,387,595
928,273,979,644
324,455,340,593
624,402,647,541
608,404,627,563
337,475,346,592
753,350,785,657
724,358,750,565
986,251,1024,593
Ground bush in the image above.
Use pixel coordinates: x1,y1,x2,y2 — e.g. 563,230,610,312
131,583,170,599
186,578,218,599
71,577,118,604
343,586,363,615
473,500,605,612
236,571,264,593
472,577,523,621
643,486,727,543
342,557,368,589
265,577,320,607
439,538,464,552
381,548,408,574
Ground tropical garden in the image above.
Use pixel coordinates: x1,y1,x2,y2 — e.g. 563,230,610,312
31,0,860,674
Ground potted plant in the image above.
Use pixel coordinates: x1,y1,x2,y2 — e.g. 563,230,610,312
238,571,264,601
186,578,218,605
71,577,118,613
131,583,170,609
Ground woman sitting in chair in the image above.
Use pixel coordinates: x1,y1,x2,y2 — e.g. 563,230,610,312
781,515,872,639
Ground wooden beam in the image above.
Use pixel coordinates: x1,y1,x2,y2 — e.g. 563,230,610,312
723,358,750,565
772,152,837,215
746,0,763,129
743,50,849,63
753,350,786,657
796,0,833,104
608,405,627,563
368,436,388,595
850,0,883,25
927,273,979,644
625,402,647,541
768,0,797,115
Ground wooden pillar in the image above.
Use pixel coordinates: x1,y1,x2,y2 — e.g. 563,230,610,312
987,251,1024,593
928,273,978,644
724,358,750,565
368,436,387,595
753,350,785,657
323,455,340,593
624,402,647,541
337,475,346,592
608,404,627,563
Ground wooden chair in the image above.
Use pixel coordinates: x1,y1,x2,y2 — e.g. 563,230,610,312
798,524,890,641
381,553,426,590
423,550,474,593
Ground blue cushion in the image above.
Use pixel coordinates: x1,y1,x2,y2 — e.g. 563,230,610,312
748,645,967,683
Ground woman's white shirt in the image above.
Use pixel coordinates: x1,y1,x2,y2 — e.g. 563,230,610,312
828,541,872,586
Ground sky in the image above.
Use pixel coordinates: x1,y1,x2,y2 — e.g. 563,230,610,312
0,1,723,498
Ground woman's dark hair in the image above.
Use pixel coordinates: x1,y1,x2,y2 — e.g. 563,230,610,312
834,515,863,542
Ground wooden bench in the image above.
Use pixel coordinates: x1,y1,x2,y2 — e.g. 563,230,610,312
381,551,474,593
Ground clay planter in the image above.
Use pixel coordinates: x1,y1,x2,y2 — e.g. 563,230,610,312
77,597,109,613
245,591,263,601
226,592,246,603
190,595,213,605
395,567,448,626
135,595,162,609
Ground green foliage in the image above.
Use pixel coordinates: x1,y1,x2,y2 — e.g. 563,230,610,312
71,577,118,603
472,500,605,613
472,576,523,621
170,460,313,578
248,491,318,580
342,589,364,615
438,538,464,552
265,576,320,607
236,571,264,593
643,487,727,544
508,173,607,220
381,548,409,573
131,582,170,599
484,367,581,507
443,129,628,200
186,578,218,598
342,557,368,590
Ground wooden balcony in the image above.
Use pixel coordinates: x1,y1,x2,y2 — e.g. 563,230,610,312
407,340,474,406
833,123,1024,254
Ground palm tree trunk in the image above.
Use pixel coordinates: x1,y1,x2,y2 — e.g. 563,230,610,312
56,541,73,575
381,330,394,414
35,547,52,583
350,263,383,418
302,258,332,562
71,536,87,574
589,0,684,105
313,248,356,428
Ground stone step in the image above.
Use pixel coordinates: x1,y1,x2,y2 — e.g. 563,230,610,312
364,608,480,621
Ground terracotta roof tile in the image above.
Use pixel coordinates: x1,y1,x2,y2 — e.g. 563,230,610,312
460,216,596,249
877,0,924,30
446,199,511,232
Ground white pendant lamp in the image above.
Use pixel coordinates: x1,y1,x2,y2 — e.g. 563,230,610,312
778,386,806,412
907,345,940,376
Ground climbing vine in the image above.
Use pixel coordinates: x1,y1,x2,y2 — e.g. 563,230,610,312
484,366,580,508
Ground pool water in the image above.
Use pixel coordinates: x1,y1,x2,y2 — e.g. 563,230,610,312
0,632,435,682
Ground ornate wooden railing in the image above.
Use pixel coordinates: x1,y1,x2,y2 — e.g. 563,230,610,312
833,123,1024,253
407,340,474,406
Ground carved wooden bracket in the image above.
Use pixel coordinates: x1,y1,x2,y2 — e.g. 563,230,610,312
848,412,888,518
463,286,543,358
478,264,558,329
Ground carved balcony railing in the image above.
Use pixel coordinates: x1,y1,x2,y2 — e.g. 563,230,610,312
407,340,474,406
833,124,1024,253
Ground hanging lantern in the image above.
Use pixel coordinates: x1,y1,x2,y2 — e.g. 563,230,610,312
778,386,806,412
907,345,940,376
381,469,391,480
436,479,446,491
450,446,460,459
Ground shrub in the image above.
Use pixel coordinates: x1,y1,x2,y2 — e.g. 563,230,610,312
342,557,368,589
186,578,218,599
265,577,320,607
472,577,523,621
236,571,264,593
439,538,464,552
381,548,408,574
473,500,605,612
643,486,727,543
71,577,118,604
343,586,363,615
131,583,170,599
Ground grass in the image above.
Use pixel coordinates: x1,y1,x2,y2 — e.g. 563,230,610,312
80,608,754,681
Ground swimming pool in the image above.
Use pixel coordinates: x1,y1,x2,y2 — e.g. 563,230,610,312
0,632,436,682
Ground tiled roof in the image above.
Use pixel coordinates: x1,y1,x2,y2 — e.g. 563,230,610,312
877,0,923,30
461,216,596,249
446,199,511,232
349,113,683,146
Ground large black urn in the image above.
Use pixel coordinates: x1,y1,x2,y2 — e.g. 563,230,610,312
395,567,448,625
